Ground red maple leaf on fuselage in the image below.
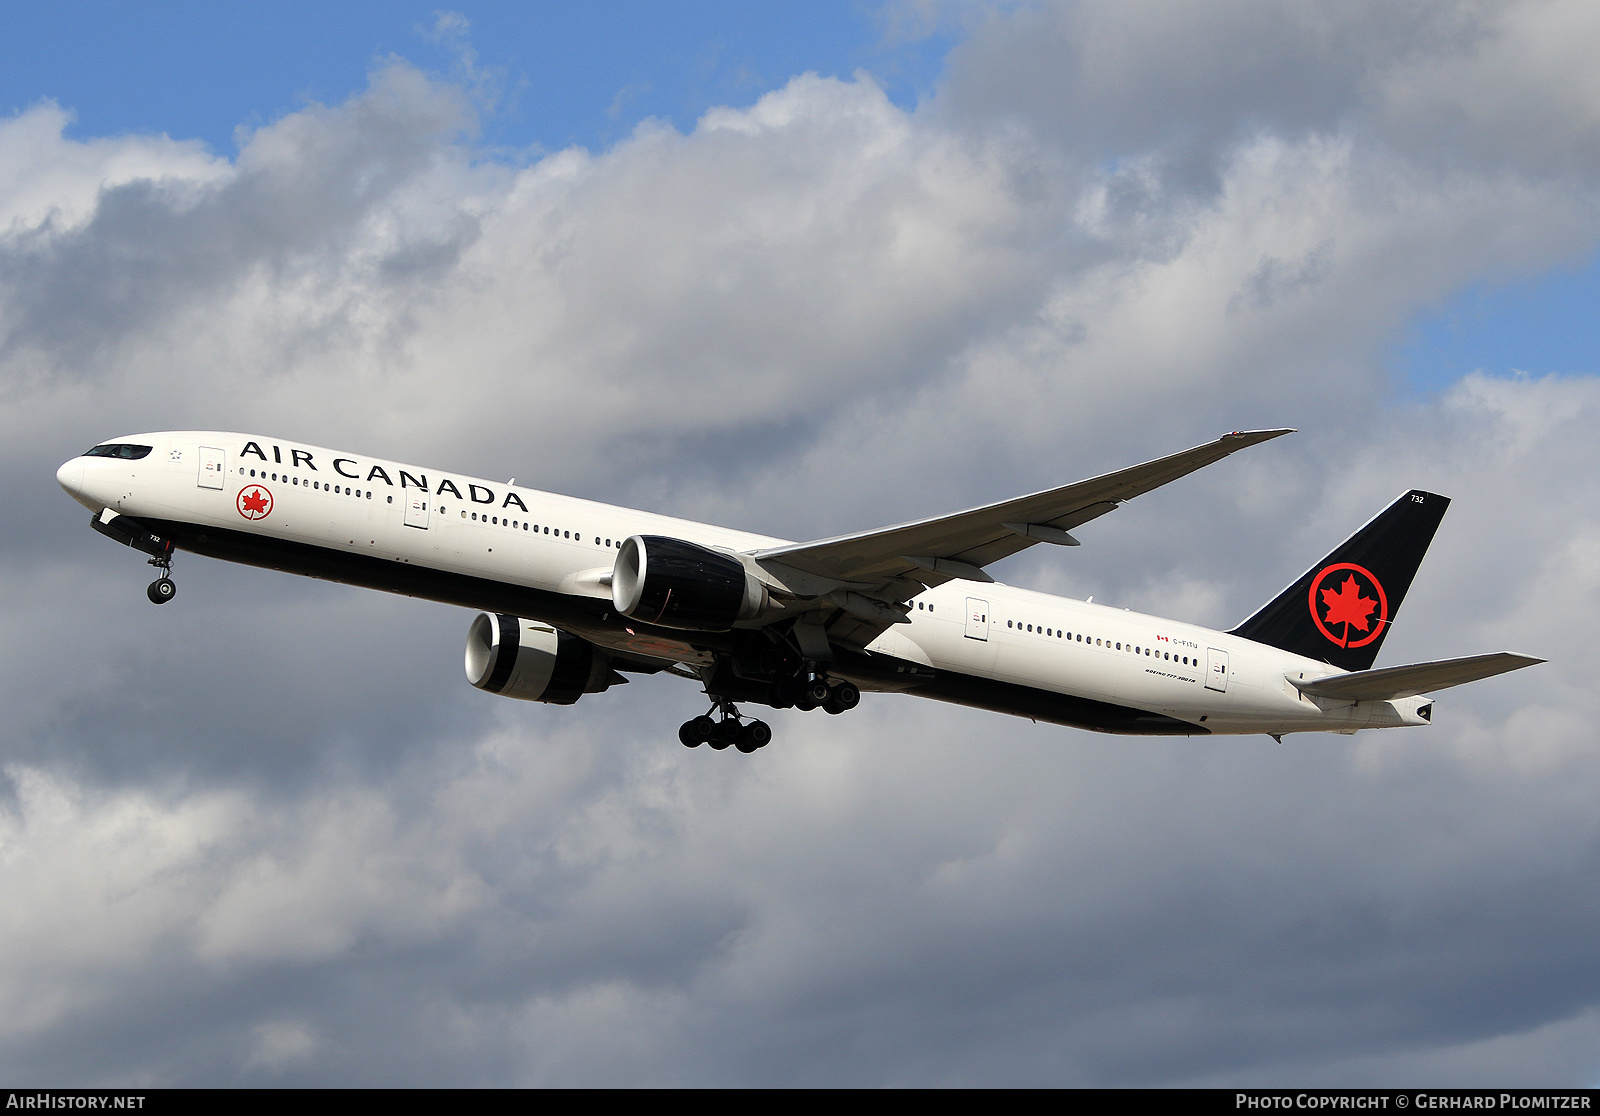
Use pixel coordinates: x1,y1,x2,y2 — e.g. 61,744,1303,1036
241,489,269,514
1320,575,1377,637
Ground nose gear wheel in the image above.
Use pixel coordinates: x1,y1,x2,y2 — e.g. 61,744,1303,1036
145,540,177,605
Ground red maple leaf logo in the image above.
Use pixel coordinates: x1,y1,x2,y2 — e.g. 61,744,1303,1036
1321,575,1376,637
1308,563,1389,649
238,485,272,519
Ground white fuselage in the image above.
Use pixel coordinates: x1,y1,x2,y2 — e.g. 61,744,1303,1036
58,432,1433,738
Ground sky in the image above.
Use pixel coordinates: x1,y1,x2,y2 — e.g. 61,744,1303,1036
2,0,1599,1088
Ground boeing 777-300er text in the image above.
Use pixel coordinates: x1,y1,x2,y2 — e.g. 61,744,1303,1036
58,429,1541,751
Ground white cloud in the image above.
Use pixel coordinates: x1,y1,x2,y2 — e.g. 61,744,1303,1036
244,1021,317,1073
0,102,226,236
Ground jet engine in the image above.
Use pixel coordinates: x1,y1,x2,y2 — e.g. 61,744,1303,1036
611,535,770,632
464,613,620,704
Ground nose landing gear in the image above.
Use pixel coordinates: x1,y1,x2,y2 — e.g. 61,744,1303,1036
145,540,177,605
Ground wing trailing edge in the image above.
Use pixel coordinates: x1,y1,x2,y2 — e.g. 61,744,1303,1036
752,428,1295,585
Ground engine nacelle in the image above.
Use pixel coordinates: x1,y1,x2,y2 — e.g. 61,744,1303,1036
464,613,617,704
611,535,770,632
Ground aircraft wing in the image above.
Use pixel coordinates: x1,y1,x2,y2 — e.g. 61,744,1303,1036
752,428,1294,587
1289,652,1545,702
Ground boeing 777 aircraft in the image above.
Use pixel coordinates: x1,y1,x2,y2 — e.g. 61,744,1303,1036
57,430,1540,751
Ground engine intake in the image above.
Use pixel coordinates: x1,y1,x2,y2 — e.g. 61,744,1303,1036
464,614,618,704
611,535,769,632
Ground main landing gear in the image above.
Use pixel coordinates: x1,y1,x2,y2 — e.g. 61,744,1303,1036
775,672,860,715
145,539,177,605
679,700,772,753
678,671,862,754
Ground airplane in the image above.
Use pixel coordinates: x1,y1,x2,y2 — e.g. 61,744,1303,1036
56,429,1541,751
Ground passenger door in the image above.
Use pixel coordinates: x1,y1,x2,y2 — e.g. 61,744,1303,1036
965,598,989,641
404,491,431,529
1205,647,1229,693
197,446,226,490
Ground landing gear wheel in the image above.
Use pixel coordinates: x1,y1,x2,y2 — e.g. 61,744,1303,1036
147,578,176,605
793,692,818,712
744,720,773,750
709,719,739,750
768,677,797,710
804,677,831,705
678,721,703,748
823,680,860,715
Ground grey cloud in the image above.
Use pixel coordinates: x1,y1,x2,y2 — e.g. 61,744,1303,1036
936,1,1574,184
6,645,1599,1085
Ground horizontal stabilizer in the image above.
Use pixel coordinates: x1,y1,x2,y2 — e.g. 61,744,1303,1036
1289,652,1545,702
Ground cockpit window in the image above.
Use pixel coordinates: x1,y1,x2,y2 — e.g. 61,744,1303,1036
83,444,153,460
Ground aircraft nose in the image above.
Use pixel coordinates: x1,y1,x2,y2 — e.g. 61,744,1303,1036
56,457,83,496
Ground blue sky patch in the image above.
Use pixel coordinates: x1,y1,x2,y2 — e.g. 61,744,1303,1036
1395,251,1600,395
1,2,959,156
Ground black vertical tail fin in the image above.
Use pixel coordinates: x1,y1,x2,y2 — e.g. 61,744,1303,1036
1229,490,1449,671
